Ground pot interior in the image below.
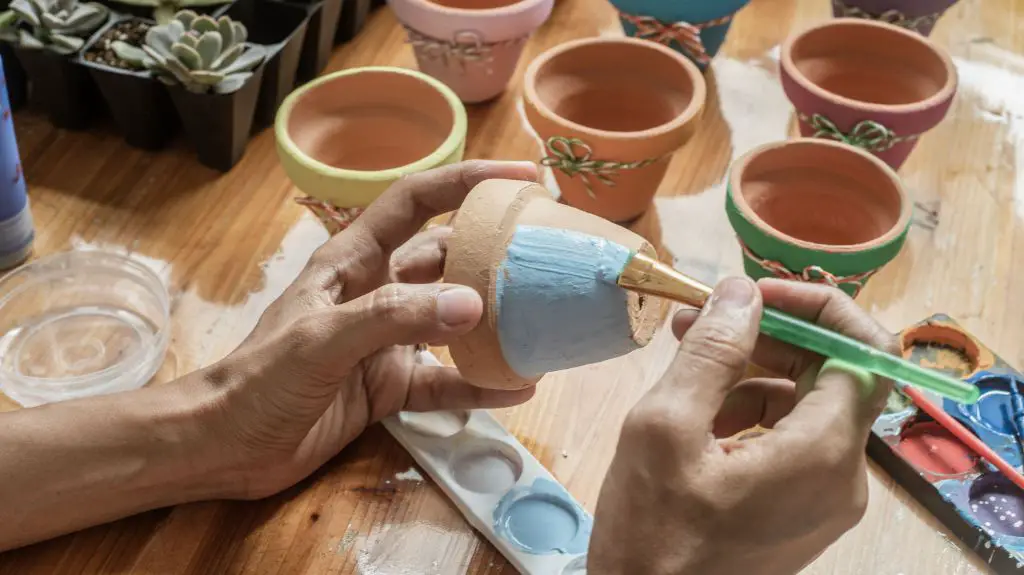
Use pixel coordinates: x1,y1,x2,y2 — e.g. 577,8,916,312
286,71,454,171
790,23,949,105
532,41,696,132
426,0,523,8
739,142,902,247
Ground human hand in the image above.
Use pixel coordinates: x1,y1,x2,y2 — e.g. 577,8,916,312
588,277,897,575
196,161,540,499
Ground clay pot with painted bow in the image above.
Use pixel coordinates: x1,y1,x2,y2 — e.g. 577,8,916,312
780,18,957,170
523,37,706,223
830,0,961,37
389,0,554,104
607,0,751,70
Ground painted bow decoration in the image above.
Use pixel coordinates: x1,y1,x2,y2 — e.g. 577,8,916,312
801,113,915,153
405,27,526,73
832,0,941,34
617,12,733,65
739,241,878,297
541,136,657,199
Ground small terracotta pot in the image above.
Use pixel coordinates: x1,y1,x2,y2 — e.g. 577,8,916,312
831,0,960,37
780,18,957,170
275,66,467,230
607,0,750,70
523,37,705,223
444,179,665,390
725,139,911,298
389,0,553,104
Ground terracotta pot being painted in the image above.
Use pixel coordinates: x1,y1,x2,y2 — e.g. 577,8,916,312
275,66,467,232
780,18,957,170
831,0,960,37
607,0,750,70
444,179,665,390
523,37,705,223
389,0,553,104
725,139,911,298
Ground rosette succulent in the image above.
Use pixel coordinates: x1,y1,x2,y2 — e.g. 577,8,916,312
111,10,265,95
0,0,109,54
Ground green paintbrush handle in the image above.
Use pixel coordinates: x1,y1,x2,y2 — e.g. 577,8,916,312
759,307,981,404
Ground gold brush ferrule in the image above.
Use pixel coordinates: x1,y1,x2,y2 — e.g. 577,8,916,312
617,252,714,308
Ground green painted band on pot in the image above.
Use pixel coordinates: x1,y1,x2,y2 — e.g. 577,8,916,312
725,181,911,297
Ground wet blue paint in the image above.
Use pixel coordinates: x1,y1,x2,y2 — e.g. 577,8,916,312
494,225,637,379
493,478,592,555
945,372,1023,468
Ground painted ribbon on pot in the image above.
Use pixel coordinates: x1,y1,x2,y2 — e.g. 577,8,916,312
832,0,942,34
739,240,878,297
798,113,918,153
296,196,364,236
404,27,527,74
541,136,658,199
617,11,733,65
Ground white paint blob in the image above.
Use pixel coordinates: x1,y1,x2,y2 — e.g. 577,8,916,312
398,410,470,438
450,440,524,494
394,467,424,482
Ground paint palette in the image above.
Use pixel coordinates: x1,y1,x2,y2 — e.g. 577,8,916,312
380,351,592,575
869,314,1024,572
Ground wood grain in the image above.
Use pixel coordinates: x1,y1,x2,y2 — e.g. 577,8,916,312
0,0,1020,573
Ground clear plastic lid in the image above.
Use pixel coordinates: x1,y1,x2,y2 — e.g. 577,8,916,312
0,250,171,407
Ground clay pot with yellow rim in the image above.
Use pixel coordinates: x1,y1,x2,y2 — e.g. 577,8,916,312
523,37,706,223
275,66,467,234
780,18,956,170
725,139,911,298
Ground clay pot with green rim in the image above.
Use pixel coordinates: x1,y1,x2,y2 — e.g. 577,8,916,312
275,66,467,233
725,139,911,298
780,18,956,170
523,37,706,223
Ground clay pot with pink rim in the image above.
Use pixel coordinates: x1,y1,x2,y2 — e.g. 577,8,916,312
388,0,554,104
831,0,961,37
725,138,912,298
444,178,665,390
523,37,706,223
780,18,957,170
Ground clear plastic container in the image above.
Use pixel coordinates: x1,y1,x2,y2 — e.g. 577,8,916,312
0,251,170,407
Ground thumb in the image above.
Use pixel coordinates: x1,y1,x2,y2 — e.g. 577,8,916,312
334,283,482,359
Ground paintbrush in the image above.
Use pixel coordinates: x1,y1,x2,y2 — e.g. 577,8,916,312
616,251,981,405
1007,376,1024,465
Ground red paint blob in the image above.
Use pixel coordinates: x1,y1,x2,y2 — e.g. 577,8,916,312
896,421,979,481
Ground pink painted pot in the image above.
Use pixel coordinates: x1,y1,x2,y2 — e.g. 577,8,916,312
780,18,957,170
388,0,554,104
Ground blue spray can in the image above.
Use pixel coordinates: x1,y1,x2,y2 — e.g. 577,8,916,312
0,52,33,270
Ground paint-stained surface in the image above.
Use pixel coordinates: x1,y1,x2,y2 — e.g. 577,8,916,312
0,0,1020,574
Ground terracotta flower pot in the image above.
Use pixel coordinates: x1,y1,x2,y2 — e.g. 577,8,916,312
780,18,957,170
444,178,665,390
389,0,553,104
831,0,960,37
275,66,467,233
725,139,911,298
607,0,751,70
523,37,705,223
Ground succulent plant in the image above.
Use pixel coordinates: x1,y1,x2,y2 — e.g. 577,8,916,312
1,0,109,54
108,0,230,25
111,10,265,95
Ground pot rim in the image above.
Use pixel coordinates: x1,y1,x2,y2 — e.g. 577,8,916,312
780,18,957,115
393,0,551,17
728,138,912,254
523,36,706,142
274,66,467,182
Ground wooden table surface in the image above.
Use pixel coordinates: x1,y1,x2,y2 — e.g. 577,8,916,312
0,0,1021,573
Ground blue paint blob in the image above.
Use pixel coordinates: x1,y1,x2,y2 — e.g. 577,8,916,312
945,371,1024,468
493,478,593,555
495,226,638,379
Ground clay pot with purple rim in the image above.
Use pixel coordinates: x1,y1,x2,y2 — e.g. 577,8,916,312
780,18,957,170
830,0,961,37
389,0,553,104
444,178,665,390
523,37,705,223
725,139,912,298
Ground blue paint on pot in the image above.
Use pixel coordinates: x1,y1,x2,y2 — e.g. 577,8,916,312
492,478,592,555
494,225,637,379
607,0,751,68
944,371,1023,469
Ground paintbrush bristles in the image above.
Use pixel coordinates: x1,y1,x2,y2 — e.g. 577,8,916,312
617,252,713,308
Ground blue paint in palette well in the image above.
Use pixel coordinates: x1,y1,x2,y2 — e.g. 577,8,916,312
492,478,592,555
494,225,638,379
944,371,1024,469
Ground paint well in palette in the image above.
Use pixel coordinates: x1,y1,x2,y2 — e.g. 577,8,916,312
969,473,1024,538
945,372,1023,467
895,420,978,481
451,440,523,494
493,478,592,555
398,410,469,438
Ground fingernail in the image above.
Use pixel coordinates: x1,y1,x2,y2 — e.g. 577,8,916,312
436,287,481,327
703,277,755,316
